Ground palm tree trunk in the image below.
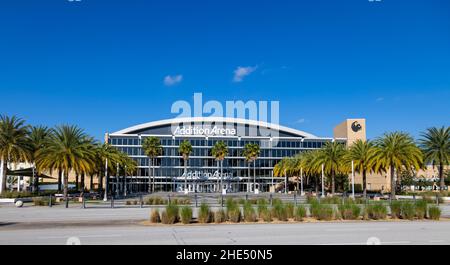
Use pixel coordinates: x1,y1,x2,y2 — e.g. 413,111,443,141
0,158,6,194
32,162,38,193
362,169,367,198
152,158,156,192
315,175,319,195
63,170,69,200
439,163,445,190
184,158,187,193
98,170,103,193
390,165,396,198
216,160,220,192
247,161,251,192
331,169,335,196
90,174,94,191
58,170,62,192
220,160,223,193
75,173,79,191
253,160,256,192
80,173,85,192
148,158,153,193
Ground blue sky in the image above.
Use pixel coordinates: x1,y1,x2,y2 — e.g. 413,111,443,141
0,0,449,140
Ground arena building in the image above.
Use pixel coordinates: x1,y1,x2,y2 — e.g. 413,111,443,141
106,117,364,193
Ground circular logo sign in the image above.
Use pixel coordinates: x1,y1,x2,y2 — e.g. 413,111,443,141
66,237,81,245
351,121,362,132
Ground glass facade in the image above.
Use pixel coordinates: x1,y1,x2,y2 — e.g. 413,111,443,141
107,119,339,193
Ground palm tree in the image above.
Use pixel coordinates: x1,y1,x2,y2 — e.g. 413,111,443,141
302,150,323,195
27,126,51,193
211,141,228,193
0,115,31,194
242,143,260,193
344,139,378,198
374,132,423,197
314,141,346,196
36,125,95,202
179,140,193,193
420,126,450,190
142,136,162,193
94,143,121,197
274,157,291,193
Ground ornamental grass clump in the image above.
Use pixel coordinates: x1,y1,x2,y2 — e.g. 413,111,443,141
310,203,334,221
243,201,257,222
161,204,179,224
257,199,272,222
198,203,212,223
286,202,295,219
428,206,441,220
415,200,427,219
272,201,288,221
226,199,241,223
294,205,307,221
366,203,387,220
401,201,416,220
390,201,402,218
338,202,361,220
214,209,226,223
180,206,193,224
150,209,160,223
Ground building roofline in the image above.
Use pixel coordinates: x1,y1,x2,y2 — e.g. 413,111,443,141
111,117,318,138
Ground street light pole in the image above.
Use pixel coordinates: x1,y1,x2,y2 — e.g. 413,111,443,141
351,160,355,198
103,158,108,201
321,164,325,198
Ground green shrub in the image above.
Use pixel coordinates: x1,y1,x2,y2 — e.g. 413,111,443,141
198,203,212,223
272,198,283,205
286,203,295,219
180,206,193,224
214,209,226,223
257,199,268,218
226,198,241,222
259,207,272,222
310,203,334,221
366,203,387,220
320,196,341,205
225,197,237,208
172,198,191,205
428,206,441,220
150,209,160,223
146,196,166,205
161,204,179,224
272,202,288,221
415,200,427,219
227,207,241,223
257,198,268,205
338,203,361,220
401,202,416,220
390,201,402,218
243,202,257,222
306,196,318,204
32,197,55,206
294,205,307,221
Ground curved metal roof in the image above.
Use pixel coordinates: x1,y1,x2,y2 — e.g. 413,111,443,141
112,117,318,138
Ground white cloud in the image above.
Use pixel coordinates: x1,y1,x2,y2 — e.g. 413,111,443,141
296,118,306,124
163,74,183,86
376,97,384,102
233,66,257,82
